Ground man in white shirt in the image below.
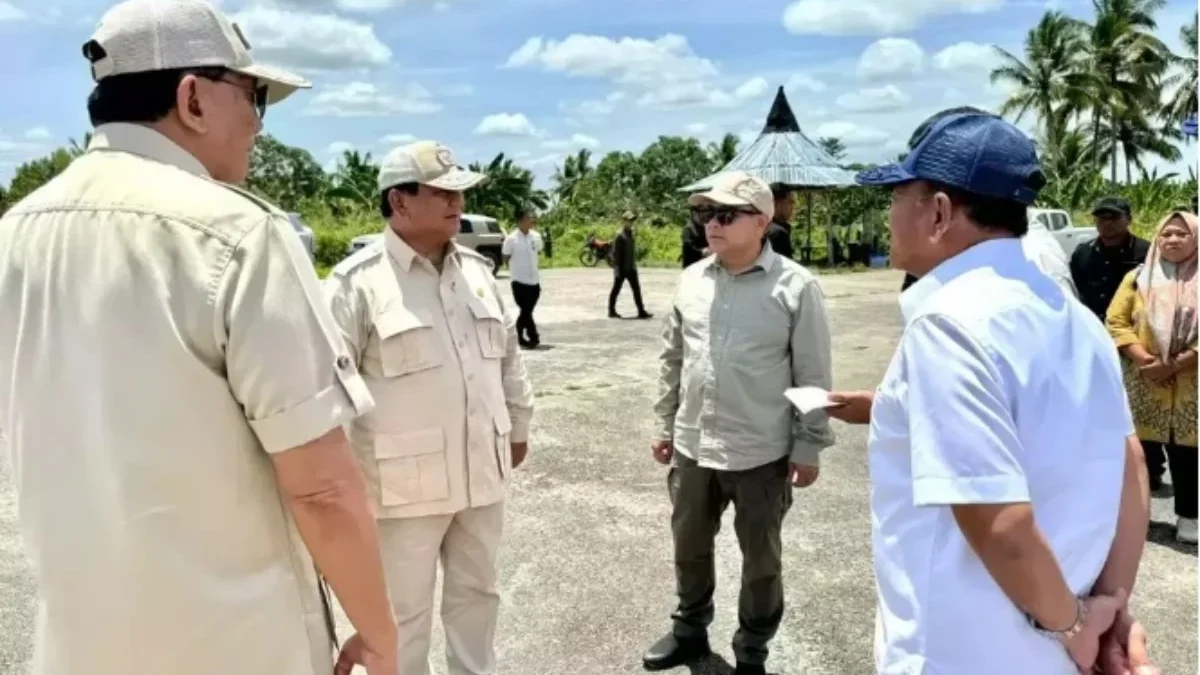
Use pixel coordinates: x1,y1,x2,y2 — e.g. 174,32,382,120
827,109,1158,675
502,207,544,349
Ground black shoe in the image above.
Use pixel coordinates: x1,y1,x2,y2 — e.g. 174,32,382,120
636,311,653,319
642,632,710,671
608,311,622,319
735,663,766,675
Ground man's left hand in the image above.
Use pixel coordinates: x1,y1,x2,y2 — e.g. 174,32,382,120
511,442,529,469
1096,608,1161,675
790,463,819,488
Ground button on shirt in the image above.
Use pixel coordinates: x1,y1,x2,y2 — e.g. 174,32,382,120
1070,234,1150,319
502,229,543,285
655,247,835,469
325,229,534,520
0,124,374,675
870,239,1130,675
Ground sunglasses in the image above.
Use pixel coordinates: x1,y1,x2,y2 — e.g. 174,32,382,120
690,206,760,226
202,74,269,119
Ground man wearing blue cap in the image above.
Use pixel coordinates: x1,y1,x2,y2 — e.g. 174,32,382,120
825,108,1158,675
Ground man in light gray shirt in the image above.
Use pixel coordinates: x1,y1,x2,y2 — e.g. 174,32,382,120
644,171,835,675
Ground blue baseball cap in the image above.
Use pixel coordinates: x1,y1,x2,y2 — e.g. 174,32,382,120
855,112,1044,205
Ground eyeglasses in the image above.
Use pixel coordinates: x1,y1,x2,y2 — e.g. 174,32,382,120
202,73,269,120
690,206,759,226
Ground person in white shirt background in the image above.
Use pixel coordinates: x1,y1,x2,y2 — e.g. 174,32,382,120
502,207,544,349
826,108,1159,675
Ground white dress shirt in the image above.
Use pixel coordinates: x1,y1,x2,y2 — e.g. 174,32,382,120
870,238,1131,675
502,229,542,285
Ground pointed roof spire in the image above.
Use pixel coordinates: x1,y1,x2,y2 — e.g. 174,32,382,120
762,86,800,134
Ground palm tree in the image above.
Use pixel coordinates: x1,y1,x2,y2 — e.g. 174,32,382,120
1164,12,1198,125
705,133,739,170
465,153,548,217
551,149,593,203
817,137,847,162
1091,109,1183,183
991,11,1085,162
1077,0,1171,181
68,132,93,157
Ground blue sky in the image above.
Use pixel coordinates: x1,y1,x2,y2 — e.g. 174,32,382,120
0,0,1195,187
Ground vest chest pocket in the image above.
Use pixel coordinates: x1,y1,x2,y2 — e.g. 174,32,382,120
468,297,507,359
374,427,449,506
373,307,442,377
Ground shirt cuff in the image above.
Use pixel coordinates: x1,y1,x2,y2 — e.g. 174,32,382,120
789,440,823,466
654,417,674,442
509,407,533,444
912,475,1030,507
249,374,375,454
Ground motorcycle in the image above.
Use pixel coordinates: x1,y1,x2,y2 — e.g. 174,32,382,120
579,232,613,267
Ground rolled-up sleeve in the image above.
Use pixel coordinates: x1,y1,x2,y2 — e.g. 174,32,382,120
497,284,534,442
904,314,1029,507
218,215,375,454
789,278,836,465
654,291,685,441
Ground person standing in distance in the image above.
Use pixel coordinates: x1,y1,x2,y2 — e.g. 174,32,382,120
324,140,536,675
646,171,834,675
828,109,1156,675
0,1,399,675
609,210,653,319
764,184,795,260
503,206,544,349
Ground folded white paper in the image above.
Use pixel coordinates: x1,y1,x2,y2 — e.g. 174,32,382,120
784,386,835,414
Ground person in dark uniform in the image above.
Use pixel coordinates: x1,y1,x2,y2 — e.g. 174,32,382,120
608,210,653,319
901,273,919,291
681,215,708,268
764,185,795,259
1069,196,1158,486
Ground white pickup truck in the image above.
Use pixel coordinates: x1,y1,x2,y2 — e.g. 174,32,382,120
1028,207,1096,258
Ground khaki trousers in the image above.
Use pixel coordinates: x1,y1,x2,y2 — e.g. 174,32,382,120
377,502,505,675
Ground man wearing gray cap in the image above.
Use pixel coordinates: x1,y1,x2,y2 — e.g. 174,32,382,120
0,1,398,675
325,140,535,675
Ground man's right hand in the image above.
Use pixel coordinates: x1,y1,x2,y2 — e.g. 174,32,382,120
1097,608,1161,675
651,439,673,464
826,391,874,425
335,632,399,675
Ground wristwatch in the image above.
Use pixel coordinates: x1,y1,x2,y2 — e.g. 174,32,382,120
1027,598,1087,640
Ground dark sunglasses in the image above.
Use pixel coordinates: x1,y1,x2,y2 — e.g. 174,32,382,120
201,74,269,119
690,206,760,226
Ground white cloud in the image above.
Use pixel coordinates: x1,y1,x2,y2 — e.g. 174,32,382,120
562,91,625,117
475,113,540,137
858,38,925,81
783,0,1003,36
0,1,26,20
933,41,1000,72
733,76,770,100
836,85,911,112
305,82,441,117
380,133,418,146
786,73,828,93
505,34,718,88
813,121,891,147
326,141,356,155
433,1,450,10
686,122,709,134
23,127,52,141
542,133,600,150
639,83,735,109
230,5,391,71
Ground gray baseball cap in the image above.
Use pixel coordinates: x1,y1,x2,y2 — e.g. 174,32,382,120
83,0,310,104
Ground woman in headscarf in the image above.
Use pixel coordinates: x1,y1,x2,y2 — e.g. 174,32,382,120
1107,210,1199,543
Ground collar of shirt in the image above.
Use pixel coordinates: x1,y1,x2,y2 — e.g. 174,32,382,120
383,226,460,274
88,123,210,178
899,238,1024,325
703,244,778,278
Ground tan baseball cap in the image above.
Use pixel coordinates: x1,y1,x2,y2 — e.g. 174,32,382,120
687,171,775,220
378,140,488,192
83,0,310,105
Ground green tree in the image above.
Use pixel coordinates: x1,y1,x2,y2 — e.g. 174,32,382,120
1164,12,1198,125
817,137,847,162
463,153,548,217
551,148,593,203
329,149,380,207
706,133,740,170
245,134,329,211
2,149,74,211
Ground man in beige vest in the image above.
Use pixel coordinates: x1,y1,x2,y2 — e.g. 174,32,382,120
0,1,400,674
325,140,535,675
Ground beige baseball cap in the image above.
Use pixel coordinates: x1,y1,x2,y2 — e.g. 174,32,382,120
378,140,488,192
83,0,310,105
687,171,775,220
